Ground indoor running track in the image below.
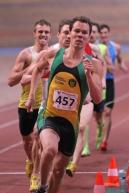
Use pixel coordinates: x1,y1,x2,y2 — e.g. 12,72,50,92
0,70,129,193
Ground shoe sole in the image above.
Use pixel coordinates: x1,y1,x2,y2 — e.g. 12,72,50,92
81,153,90,157
66,169,74,177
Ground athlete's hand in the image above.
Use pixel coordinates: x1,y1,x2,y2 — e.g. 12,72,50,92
20,74,32,85
83,58,94,73
25,96,35,112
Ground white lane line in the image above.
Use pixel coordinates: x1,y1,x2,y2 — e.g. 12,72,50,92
112,115,129,129
0,119,18,130
0,170,125,175
0,104,17,113
115,74,129,82
0,171,107,175
105,92,129,107
0,141,22,155
0,172,25,175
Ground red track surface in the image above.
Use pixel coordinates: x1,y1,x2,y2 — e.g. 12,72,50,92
0,66,129,193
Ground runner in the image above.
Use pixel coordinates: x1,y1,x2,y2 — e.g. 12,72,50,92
81,22,113,155
99,24,128,151
66,42,103,177
8,19,51,191
25,16,102,193
21,18,71,192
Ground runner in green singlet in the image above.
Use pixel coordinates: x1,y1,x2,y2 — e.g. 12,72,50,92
26,16,102,193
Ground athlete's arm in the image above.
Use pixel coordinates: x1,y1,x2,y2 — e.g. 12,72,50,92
84,58,102,104
116,43,128,72
20,61,38,85
25,48,56,112
8,49,30,86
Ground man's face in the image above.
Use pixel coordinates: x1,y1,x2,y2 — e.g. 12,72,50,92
33,24,51,46
58,24,70,48
70,21,90,49
99,27,109,44
90,25,99,43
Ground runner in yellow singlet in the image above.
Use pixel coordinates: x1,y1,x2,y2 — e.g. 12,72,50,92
8,19,51,191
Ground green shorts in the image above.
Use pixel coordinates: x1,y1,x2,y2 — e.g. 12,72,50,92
37,105,45,130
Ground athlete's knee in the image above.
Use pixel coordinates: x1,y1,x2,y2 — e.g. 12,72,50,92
43,146,58,160
104,108,112,117
22,135,33,148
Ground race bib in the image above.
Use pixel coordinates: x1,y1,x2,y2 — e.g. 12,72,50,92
53,90,78,111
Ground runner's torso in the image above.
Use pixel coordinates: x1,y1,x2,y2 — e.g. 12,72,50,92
43,48,89,132
18,46,42,109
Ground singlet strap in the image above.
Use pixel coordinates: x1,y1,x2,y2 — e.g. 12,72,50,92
29,46,39,62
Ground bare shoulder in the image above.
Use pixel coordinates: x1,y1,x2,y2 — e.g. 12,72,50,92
38,47,58,62
16,47,32,63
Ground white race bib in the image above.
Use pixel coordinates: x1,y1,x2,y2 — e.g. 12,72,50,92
53,90,78,111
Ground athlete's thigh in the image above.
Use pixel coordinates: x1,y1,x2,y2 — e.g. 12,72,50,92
40,128,60,151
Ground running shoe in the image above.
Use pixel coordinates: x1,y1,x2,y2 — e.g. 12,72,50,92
95,124,104,150
29,175,39,192
66,161,77,177
35,185,48,193
100,141,107,151
25,159,33,178
81,144,90,156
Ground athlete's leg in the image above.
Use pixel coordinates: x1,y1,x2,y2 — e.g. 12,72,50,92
81,102,93,156
94,110,104,149
30,132,41,192
66,102,93,177
101,79,114,151
48,152,70,193
39,128,60,188
101,106,112,150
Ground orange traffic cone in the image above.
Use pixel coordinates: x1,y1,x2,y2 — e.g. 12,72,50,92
105,156,120,187
93,171,105,193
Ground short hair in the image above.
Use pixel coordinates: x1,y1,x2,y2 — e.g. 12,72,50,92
99,24,110,32
58,19,71,33
91,22,100,32
70,16,92,34
34,19,51,32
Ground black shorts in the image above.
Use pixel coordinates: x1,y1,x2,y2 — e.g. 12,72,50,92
39,116,76,157
93,100,105,113
18,108,39,136
105,79,115,109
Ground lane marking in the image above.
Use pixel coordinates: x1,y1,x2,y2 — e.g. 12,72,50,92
0,119,18,130
112,115,129,129
105,91,129,107
0,104,17,113
0,171,107,175
0,141,22,155
0,170,125,175
115,74,129,82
